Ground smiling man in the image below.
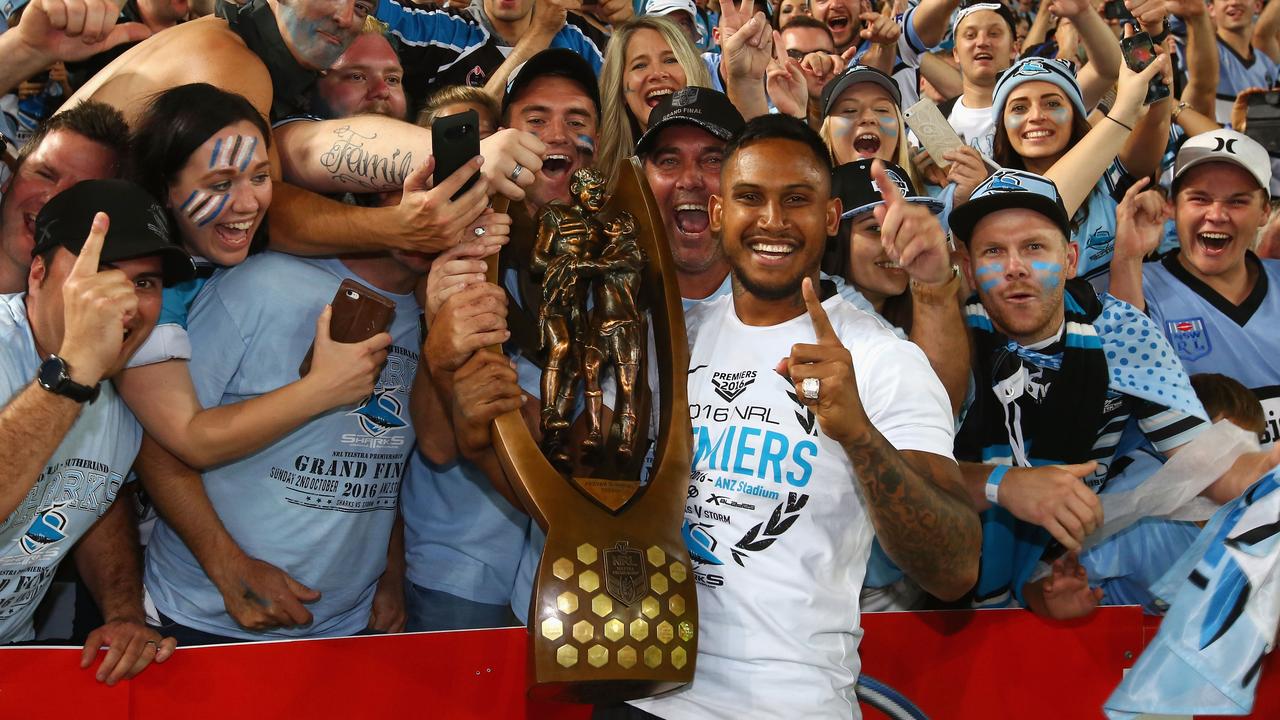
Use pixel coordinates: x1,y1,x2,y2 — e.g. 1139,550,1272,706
0,180,192,680
501,49,601,215
315,30,407,119
636,87,745,307
627,115,979,720
1111,129,1280,448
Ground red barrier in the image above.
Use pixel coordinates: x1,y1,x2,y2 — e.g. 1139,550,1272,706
1,608,1277,718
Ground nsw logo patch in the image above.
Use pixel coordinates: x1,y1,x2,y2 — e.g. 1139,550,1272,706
1167,317,1212,361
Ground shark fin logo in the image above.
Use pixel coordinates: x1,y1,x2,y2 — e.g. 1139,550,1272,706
20,507,69,555
350,389,407,437
682,520,723,566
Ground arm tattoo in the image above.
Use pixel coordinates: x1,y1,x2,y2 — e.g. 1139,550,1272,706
843,427,980,598
319,126,413,190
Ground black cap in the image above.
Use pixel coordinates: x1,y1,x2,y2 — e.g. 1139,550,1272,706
833,159,944,220
635,87,746,157
948,169,1071,245
501,48,602,119
33,179,196,287
819,65,902,119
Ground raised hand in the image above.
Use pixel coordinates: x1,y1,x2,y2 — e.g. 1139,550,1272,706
425,283,510,374
859,1,900,45
871,160,951,285
1048,0,1092,18
943,146,991,206
996,462,1102,551
1113,177,1166,262
305,304,393,407
16,0,151,66
767,31,809,118
394,156,490,253
776,277,866,445
425,223,507,323
57,212,136,386
1112,25,1170,121
720,0,772,82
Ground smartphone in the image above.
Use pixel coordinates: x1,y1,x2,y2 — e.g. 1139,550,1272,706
1246,91,1280,154
299,279,396,377
431,109,481,200
904,97,966,169
1103,0,1134,21
1121,32,1171,105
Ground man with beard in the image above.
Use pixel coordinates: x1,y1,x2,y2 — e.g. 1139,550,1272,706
949,168,1280,619
314,28,407,120
1111,130,1280,449
1,102,130,294
636,86,744,306
626,115,979,720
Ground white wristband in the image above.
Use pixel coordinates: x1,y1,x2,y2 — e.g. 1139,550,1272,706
985,465,1011,505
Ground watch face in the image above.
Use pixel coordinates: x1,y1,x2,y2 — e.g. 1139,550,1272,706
38,356,67,389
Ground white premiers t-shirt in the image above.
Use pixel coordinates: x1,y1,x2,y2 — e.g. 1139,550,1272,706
632,292,955,720
948,96,996,156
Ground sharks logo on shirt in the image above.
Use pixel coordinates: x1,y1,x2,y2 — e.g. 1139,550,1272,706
350,389,407,437
20,507,68,555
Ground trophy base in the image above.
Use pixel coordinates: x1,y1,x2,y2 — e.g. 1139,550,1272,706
528,678,685,705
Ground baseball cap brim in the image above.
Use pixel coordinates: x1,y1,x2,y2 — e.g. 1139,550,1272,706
821,68,901,118
636,114,736,156
949,192,1070,245
502,48,601,118
842,196,946,221
1173,155,1272,200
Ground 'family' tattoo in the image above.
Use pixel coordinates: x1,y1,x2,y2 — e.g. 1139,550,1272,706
320,126,413,190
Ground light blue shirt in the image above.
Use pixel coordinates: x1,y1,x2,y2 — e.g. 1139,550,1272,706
0,293,140,642
144,252,421,639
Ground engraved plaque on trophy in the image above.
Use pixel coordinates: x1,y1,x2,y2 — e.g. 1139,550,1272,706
486,158,696,703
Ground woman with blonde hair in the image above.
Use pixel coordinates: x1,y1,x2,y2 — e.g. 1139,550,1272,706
817,64,926,189
596,15,712,184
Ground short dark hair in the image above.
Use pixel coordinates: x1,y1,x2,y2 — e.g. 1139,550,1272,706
1190,373,1267,435
129,83,271,205
16,100,129,172
780,14,834,40
723,114,833,178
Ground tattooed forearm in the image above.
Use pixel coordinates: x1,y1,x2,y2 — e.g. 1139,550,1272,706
843,428,981,600
319,126,413,190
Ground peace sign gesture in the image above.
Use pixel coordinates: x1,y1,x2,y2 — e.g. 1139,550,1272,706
57,212,136,386
776,277,867,445
720,0,772,83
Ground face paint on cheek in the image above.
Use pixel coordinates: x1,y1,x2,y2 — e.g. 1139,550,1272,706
1048,107,1070,126
576,134,596,155
1031,260,1062,289
1005,114,1025,132
877,113,898,138
974,262,1005,292
181,189,230,228
829,116,854,147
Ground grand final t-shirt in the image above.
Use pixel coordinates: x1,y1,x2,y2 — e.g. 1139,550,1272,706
632,292,955,720
144,253,420,639
0,293,141,642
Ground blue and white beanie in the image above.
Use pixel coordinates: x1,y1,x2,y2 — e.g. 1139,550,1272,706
991,57,1087,124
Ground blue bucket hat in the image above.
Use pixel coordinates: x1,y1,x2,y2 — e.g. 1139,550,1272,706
948,169,1070,244
991,57,1087,125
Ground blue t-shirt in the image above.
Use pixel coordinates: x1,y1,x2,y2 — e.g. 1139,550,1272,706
144,253,421,639
1143,252,1280,447
0,293,141,642
1075,160,1131,290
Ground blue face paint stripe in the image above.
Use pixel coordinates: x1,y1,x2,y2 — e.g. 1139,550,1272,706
980,277,1001,291
195,193,230,227
238,137,259,171
209,138,223,169
180,190,200,211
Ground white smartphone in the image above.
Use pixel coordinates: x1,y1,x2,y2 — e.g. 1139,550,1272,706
903,97,965,170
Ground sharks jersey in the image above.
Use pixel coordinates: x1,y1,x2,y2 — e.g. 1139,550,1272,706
632,292,955,720
1143,252,1280,448
144,253,420,640
1208,38,1280,128
0,293,140,642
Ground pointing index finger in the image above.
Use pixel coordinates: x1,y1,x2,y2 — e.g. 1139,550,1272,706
870,159,904,208
71,212,109,277
801,277,838,344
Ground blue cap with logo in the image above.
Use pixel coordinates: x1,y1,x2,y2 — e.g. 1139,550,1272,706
948,169,1071,244
991,57,1087,124
835,159,945,220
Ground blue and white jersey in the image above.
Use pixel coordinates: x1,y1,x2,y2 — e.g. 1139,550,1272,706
0,293,140,642
1205,37,1280,127
377,0,608,106
144,253,421,640
1075,160,1133,290
1143,252,1280,447
633,291,954,720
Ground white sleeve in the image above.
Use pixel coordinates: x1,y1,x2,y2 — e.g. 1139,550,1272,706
855,336,956,459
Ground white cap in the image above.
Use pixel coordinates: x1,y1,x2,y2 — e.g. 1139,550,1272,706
1174,129,1272,199
645,0,705,42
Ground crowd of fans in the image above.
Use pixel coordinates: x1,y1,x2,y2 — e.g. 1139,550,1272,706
2,0,1280,715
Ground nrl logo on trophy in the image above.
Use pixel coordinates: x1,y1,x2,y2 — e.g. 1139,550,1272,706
488,158,697,703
